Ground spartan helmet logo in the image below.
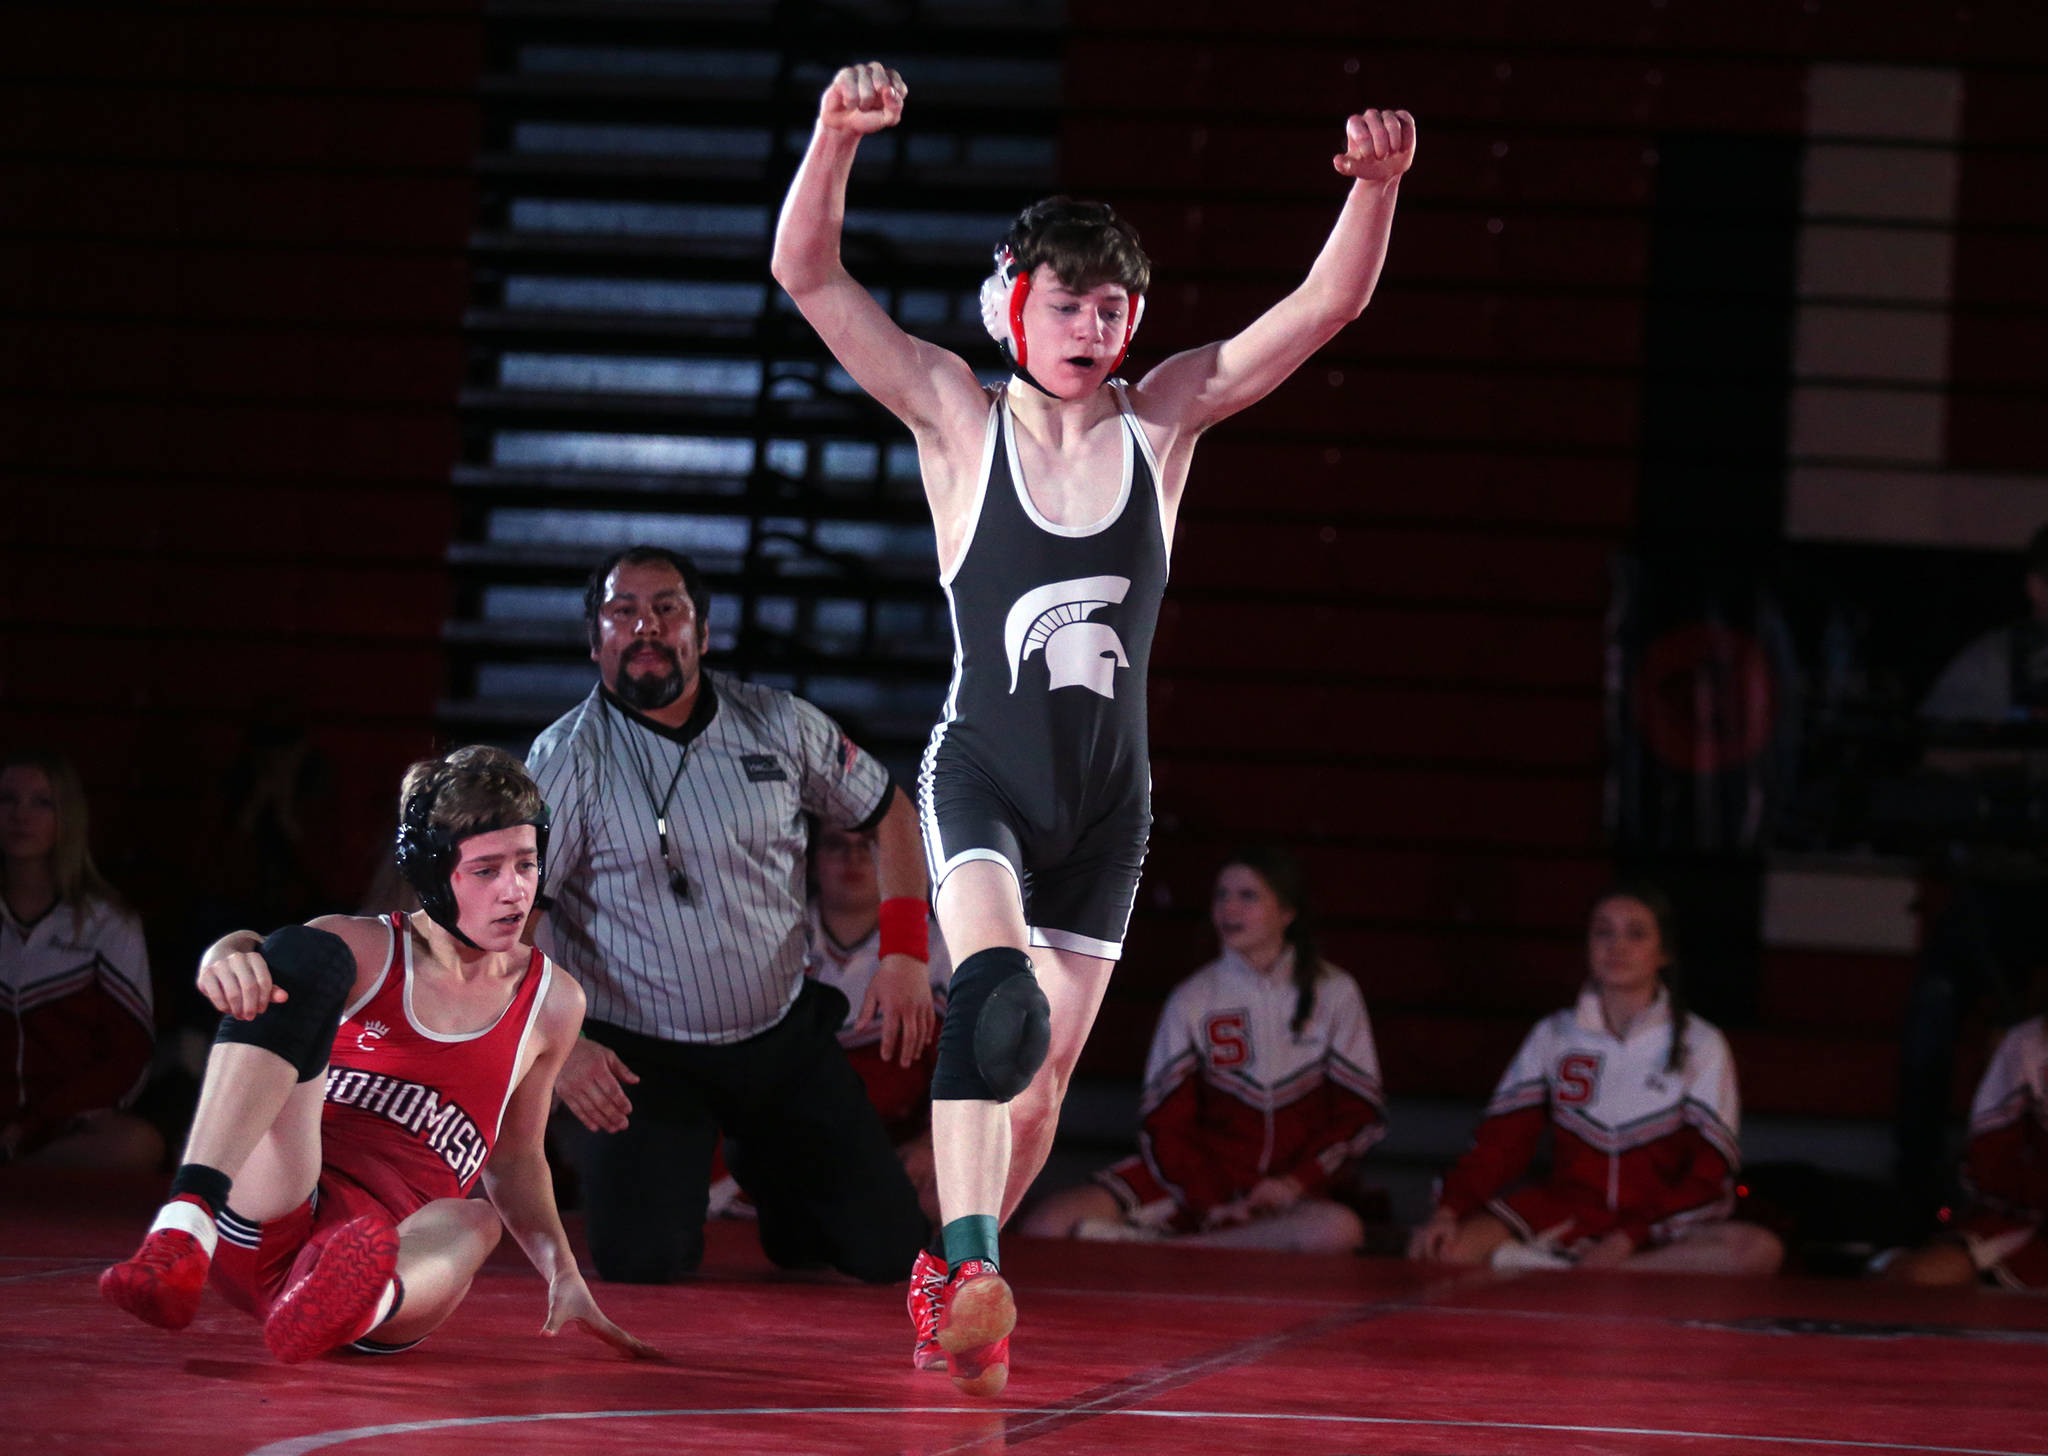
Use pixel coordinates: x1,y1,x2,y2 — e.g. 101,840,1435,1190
1005,576,1132,699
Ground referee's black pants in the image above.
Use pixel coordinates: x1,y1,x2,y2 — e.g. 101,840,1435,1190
568,979,928,1284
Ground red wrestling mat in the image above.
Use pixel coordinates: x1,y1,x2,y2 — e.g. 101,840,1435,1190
6,1171,2046,1456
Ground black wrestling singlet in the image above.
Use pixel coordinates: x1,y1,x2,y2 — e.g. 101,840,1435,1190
922,381,1168,853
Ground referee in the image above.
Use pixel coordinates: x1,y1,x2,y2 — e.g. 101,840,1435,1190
528,545,932,1283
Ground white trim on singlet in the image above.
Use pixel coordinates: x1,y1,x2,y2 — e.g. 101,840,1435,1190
400,931,538,1045
1002,389,1134,539
936,398,1004,590
1030,924,1124,961
915,739,949,883
1109,378,1172,564
919,576,967,837
339,916,398,1022
923,401,1002,801
932,847,1024,901
488,958,555,1144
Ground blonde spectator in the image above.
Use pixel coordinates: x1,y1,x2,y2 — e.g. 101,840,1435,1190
1,750,160,1169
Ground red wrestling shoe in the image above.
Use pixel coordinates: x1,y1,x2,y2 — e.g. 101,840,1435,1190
262,1214,400,1364
936,1259,1014,1398
99,1205,214,1331
907,1249,948,1372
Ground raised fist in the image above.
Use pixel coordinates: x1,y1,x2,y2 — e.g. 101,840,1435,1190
1333,108,1417,182
821,61,907,135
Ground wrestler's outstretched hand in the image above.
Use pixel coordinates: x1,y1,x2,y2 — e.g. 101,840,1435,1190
821,61,907,135
543,1271,665,1361
1333,108,1417,183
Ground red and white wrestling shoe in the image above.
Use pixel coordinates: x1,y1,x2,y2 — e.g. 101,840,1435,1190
99,1198,217,1330
263,1214,400,1364
936,1258,1013,1397
907,1249,949,1372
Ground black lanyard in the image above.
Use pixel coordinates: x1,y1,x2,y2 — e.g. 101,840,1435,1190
626,730,692,901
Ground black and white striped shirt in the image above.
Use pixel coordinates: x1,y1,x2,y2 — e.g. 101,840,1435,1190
527,672,890,1044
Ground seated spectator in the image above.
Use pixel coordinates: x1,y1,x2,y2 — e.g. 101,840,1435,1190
1895,522,2048,1229
1020,846,1384,1252
806,821,951,1222
1887,1014,2048,1289
707,821,953,1223
1918,522,2048,726
0,751,162,1170
1408,884,1781,1275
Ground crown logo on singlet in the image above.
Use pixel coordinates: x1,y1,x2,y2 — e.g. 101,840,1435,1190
1004,575,1132,699
355,1020,390,1051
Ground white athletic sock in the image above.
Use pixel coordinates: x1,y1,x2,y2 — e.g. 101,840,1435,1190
352,1278,400,1342
149,1198,220,1260
1490,1239,1574,1273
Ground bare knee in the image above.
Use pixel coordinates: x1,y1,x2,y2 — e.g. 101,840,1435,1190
1019,1183,1117,1238
100,1114,167,1172
1887,1243,1977,1287
1293,1200,1364,1254
1727,1222,1784,1276
422,1197,504,1260
1007,1071,1066,1147
463,1200,505,1253
27,1112,165,1172
383,1198,505,1340
1443,1214,1512,1267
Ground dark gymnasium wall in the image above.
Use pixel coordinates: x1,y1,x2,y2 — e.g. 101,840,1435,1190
1058,0,2048,1108
7,2,2047,1114
4,3,486,927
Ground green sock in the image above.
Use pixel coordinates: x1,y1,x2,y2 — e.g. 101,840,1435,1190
942,1214,1000,1274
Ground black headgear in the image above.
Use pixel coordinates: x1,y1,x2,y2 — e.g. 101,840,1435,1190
394,784,551,949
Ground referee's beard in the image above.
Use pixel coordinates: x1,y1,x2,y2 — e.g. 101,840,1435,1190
613,645,689,712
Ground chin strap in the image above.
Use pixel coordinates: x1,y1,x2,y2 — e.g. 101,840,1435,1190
1002,353,1063,400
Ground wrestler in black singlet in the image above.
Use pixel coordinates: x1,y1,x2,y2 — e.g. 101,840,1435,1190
917,380,1168,960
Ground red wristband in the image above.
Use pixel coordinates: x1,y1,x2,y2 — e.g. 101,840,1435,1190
877,897,930,962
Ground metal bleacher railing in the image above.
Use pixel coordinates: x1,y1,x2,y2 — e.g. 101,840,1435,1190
443,0,1063,774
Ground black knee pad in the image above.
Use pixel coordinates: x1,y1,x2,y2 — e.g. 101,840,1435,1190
213,924,357,1082
932,947,1050,1104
